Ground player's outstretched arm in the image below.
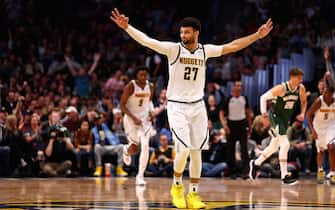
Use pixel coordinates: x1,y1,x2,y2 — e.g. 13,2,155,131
222,19,273,55
222,18,273,55
204,19,273,58
323,47,335,89
325,47,334,75
110,8,176,57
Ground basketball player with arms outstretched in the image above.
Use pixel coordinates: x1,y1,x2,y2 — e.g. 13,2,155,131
120,66,155,186
111,8,272,208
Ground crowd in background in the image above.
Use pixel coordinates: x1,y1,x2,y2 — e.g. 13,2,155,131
0,0,335,178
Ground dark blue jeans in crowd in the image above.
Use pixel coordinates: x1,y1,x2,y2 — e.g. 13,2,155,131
147,163,173,177
202,162,228,177
75,149,94,175
0,146,11,177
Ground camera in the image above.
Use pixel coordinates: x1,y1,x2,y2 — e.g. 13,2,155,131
50,126,67,139
158,156,166,165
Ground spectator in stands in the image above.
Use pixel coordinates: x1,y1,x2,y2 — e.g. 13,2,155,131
104,70,125,104
202,129,227,177
92,113,128,177
0,108,10,176
62,106,81,134
146,133,175,177
5,115,24,176
2,90,17,114
21,114,44,176
86,108,98,128
144,48,162,80
250,115,270,146
287,119,313,174
74,119,93,175
64,53,101,98
206,94,222,129
111,108,126,143
18,109,33,132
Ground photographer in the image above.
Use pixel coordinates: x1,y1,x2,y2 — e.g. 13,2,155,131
42,126,74,177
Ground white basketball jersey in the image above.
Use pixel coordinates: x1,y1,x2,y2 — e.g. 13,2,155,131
125,80,151,120
167,43,206,102
313,95,335,130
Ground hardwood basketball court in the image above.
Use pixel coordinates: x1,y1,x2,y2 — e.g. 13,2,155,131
0,177,334,209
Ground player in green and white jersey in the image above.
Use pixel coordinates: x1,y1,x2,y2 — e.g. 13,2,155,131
249,68,307,185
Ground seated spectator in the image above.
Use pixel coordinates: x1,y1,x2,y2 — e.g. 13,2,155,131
111,108,127,144
92,113,128,177
202,129,228,177
287,119,313,174
151,128,172,148
4,115,24,176
74,119,94,175
86,108,98,128
42,126,74,177
0,108,10,176
236,139,260,178
62,106,81,135
146,134,175,177
21,114,44,177
250,115,270,146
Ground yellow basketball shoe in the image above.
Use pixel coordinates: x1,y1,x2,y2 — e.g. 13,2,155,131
93,166,103,177
170,184,186,208
330,175,335,185
317,169,325,184
186,192,206,209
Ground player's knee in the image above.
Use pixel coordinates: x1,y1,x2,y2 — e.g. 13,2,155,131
178,149,190,158
281,142,290,152
190,150,201,158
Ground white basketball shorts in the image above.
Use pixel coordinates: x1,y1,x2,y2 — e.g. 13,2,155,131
167,100,209,152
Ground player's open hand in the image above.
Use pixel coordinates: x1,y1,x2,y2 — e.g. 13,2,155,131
257,18,273,39
110,8,129,30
